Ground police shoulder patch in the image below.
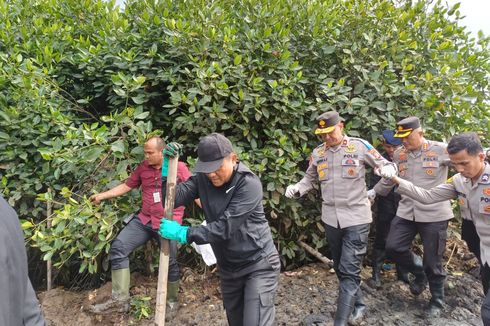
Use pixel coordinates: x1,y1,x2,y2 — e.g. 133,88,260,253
351,137,373,150
432,140,448,152
314,143,324,150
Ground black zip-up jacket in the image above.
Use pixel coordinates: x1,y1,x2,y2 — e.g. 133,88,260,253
164,162,277,272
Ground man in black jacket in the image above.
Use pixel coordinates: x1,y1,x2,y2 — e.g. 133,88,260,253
0,195,46,326
159,133,280,326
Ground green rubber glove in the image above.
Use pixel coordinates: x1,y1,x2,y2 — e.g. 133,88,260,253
161,152,169,177
163,142,183,157
159,219,189,244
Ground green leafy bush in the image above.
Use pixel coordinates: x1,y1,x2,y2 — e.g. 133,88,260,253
1,0,489,284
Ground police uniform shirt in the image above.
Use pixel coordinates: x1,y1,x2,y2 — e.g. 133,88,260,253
295,136,391,229
396,163,490,265
374,139,453,222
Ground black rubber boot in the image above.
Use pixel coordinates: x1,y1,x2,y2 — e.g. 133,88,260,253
334,293,356,326
408,254,427,296
426,281,444,318
368,249,384,288
396,264,410,284
349,288,366,325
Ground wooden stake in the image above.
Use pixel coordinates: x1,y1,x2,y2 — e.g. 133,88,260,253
47,187,52,291
298,240,333,267
155,156,178,325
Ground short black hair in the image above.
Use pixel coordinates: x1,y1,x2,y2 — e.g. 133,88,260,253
447,132,483,156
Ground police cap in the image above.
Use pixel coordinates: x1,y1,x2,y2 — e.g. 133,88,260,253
394,116,421,138
315,111,342,135
382,129,402,146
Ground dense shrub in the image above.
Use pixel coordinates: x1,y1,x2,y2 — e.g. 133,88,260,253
1,0,489,284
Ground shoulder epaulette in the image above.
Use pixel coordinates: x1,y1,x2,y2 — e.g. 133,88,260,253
349,137,374,150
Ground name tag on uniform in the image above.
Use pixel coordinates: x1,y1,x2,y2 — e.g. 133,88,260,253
153,192,161,203
341,158,359,166
422,161,439,168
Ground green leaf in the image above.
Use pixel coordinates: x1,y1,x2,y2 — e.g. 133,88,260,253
111,140,125,153
83,147,105,162
135,111,150,120
21,220,34,229
132,95,149,104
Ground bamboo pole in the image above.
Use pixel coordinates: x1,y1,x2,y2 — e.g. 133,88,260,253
155,156,178,325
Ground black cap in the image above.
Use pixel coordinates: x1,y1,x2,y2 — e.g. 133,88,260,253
194,133,233,173
315,111,342,134
382,129,402,146
394,116,421,138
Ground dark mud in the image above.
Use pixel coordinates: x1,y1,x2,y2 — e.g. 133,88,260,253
40,236,484,326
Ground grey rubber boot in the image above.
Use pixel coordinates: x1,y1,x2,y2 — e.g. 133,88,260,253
89,268,130,314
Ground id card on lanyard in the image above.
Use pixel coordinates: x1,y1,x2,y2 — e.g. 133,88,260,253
153,172,161,203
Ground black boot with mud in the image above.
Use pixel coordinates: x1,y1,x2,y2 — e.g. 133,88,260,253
334,293,355,326
348,288,366,325
425,281,444,318
409,271,427,296
408,255,427,296
367,249,384,289
396,264,410,284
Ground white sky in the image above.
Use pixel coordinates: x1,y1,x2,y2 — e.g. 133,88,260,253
443,0,490,37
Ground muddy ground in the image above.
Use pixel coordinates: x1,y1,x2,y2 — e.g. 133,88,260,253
39,234,484,326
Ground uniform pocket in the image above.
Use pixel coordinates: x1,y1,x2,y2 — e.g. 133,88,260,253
341,159,360,178
351,226,369,256
437,229,447,256
259,291,274,307
258,290,276,325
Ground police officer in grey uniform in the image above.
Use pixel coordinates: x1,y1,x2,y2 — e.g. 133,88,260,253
285,111,395,326
373,116,453,317
0,195,46,326
383,132,490,325
159,133,280,326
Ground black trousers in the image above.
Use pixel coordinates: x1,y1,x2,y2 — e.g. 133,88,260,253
109,216,180,282
481,264,490,325
462,218,481,264
325,223,370,305
385,216,448,284
373,215,393,251
219,254,280,326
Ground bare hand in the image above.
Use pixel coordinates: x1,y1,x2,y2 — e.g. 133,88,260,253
90,194,103,205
